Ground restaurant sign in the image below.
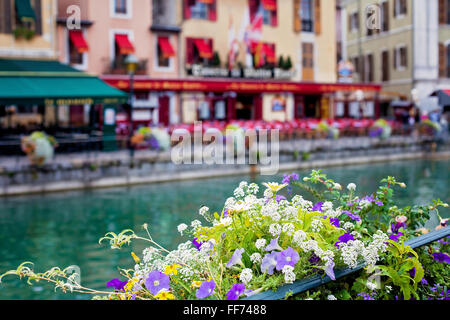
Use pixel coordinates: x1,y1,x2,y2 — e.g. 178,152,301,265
189,65,296,80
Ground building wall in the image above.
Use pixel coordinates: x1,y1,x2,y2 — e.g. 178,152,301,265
179,0,337,83
0,0,57,58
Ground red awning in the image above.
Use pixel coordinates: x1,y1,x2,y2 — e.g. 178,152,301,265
194,39,213,59
158,37,175,58
264,44,276,63
115,34,135,55
69,30,89,53
262,0,277,11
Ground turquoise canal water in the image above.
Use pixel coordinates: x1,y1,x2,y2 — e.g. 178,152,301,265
0,159,448,300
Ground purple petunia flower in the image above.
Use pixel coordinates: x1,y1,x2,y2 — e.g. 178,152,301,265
106,278,127,291
275,195,287,203
335,233,355,247
276,247,299,271
391,222,406,234
358,291,376,300
265,237,283,252
433,252,450,263
226,283,246,300
308,253,320,264
421,278,428,285
342,210,361,222
145,270,170,296
192,238,203,251
408,267,416,278
261,251,279,275
226,248,245,268
196,279,216,299
325,260,336,281
389,232,403,242
375,200,383,206
312,202,324,212
328,217,340,228
282,173,299,185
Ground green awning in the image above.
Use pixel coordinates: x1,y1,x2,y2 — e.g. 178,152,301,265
0,59,128,106
15,0,36,21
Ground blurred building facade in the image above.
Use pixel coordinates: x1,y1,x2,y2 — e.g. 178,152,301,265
339,0,450,117
96,0,380,127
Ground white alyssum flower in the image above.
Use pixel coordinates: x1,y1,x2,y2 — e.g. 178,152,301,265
311,219,323,232
293,230,307,246
255,239,267,250
240,268,253,285
234,187,245,199
385,285,392,293
248,183,259,194
334,183,342,190
282,223,295,236
177,223,188,235
269,223,282,237
282,265,296,284
327,295,338,300
199,206,209,217
250,253,262,264
366,281,378,291
191,220,202,229
343,222,354,231
347,183,356,191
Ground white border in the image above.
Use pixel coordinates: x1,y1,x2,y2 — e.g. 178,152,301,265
65,28,88,71
153,34,175,72
109,29,135,63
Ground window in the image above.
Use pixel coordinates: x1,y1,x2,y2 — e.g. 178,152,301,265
394,0,407,17
442,43,450,78
365,54,374,82
301,0,314,32
381,1,389,32
156,36,175,68
381,50,389,82
69,39,83,65
249,0,277,27
394,46,407,69
184,0,217,21
349,12,359,32
115,0,127,14
186,37,213,65
190,1,208,19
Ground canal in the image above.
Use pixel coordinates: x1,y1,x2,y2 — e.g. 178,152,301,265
0,159,448,300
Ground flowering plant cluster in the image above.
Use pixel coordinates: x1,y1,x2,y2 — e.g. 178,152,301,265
316,121,339,139
369,119,392,140
20,131,58,166
1,170,448,300
130,127,171,151
420,119,442,136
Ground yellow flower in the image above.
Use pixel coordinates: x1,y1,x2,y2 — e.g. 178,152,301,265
263,183,288,193
154,291,175,300
131,252,141,264
191,281,202,289
124,278,137,292
164,264,181,276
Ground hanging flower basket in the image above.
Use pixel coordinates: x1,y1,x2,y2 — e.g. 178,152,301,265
316,121,339,139
131,127,171,151
369,119,392,140
20,131,58,166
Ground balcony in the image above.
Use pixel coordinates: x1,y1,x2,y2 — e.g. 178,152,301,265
103,58,148,75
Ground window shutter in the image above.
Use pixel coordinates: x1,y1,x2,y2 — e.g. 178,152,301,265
294,0,301,32
209,0,217,21
183,0,192,19
314,0,321,34
0,0,4,33
393,48,397,69
401,47,407,67
439,42,446,77
271,0,278,26
383,1,389,31
33,0,42,35
186,38,195,64
439,0,446,24
249,0,259,22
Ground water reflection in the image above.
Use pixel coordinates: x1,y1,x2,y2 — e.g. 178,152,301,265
0,159,448,300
